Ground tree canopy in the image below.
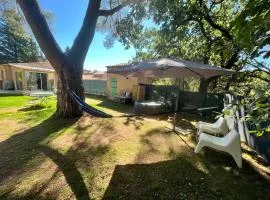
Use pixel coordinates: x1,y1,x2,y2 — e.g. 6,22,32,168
0,7,40,63
113,0,270,91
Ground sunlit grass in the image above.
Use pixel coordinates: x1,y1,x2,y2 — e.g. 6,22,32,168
0,94,269,200
0,94,32,109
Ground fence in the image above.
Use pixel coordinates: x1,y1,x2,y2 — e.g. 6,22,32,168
144,84,224,112
225,94,270,164
83,80,107,95
144,84,270,163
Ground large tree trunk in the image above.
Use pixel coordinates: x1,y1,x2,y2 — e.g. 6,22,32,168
56,64,84,117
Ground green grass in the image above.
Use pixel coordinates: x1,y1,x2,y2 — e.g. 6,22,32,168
0,95,269,200
85,94,133,116
0,94,32,109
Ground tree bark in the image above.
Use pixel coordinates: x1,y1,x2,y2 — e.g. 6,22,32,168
55,64,84,117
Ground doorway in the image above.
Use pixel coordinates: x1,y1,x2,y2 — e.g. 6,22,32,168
27,72,48,90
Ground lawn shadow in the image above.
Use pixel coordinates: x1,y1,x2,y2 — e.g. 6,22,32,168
38,145,91,200
123,116,144,130
104,124,270,200
18,105,47,112
0,114,80,199
103,151,270,200
102,158,210,200
7,115,113,200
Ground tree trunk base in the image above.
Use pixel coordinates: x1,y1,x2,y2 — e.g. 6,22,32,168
56,69,84,118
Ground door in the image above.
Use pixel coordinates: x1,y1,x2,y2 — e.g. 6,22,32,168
41,73,47,90
36,73,42,90
110,77,117,97
27,72,37,90
27,72,48,90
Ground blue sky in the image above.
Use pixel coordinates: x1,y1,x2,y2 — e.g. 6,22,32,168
39,0,136,71
38,1,269,70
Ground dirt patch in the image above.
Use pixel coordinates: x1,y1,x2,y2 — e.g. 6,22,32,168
0,120,28,141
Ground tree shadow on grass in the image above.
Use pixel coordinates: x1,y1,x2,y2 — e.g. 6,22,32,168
123,116,144,130
18,105,47,112
0,114,81,199
102,126,270,200
37,145,91,200
102,159,206,200
103,155,270,200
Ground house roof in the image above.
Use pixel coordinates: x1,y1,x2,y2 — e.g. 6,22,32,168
3,62,107,78
7,61,55,73
106,63,129,72
106,63,128,68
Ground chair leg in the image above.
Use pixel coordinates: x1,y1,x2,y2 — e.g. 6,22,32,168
229,150,242,168
194,141,204,153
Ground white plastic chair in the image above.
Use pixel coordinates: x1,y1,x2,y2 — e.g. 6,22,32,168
196,117,229,137
194,129,242,168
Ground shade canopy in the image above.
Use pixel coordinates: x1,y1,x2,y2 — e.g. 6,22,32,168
110,58,234,79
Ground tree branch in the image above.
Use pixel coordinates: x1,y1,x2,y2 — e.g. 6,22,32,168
174,16,220,44
250,67,270,77
99,4,124,17
69,0,101,66
250,60,270,74
195,19,218,43
16,0,66,70
201,4,233,41
223,47,240,69
247,71,270,82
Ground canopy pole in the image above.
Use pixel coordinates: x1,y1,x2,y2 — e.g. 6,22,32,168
173,90,180,131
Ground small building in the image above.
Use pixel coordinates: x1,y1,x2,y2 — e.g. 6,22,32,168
0,62,57,91
106,63,153,101
0,62,108,93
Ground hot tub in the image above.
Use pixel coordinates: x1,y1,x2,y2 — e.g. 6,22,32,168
134,101,165,115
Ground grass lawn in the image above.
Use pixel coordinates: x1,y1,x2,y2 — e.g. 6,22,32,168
0,94,269,200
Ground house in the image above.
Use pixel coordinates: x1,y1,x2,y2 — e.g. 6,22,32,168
106,63,153,101
0,61,57,91
0,62,108,92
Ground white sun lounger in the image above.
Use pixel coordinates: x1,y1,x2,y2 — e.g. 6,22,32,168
196,117,229,137
194,129,242,168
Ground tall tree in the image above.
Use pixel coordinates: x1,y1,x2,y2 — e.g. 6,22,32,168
16,0,129,117
114,0,270,93
0,8,40,63
232,0,270,59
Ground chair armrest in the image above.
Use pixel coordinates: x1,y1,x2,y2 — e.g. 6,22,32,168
198,125,224,135
196,121,212,128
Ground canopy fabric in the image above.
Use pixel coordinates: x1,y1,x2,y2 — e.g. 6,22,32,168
110,58,234,79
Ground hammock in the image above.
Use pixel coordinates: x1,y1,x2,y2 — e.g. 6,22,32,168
69,90,112,118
